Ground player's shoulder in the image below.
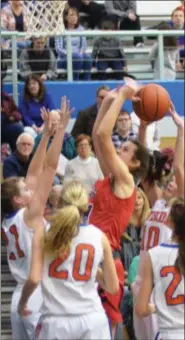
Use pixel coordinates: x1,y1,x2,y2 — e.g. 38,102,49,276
80,224,103,236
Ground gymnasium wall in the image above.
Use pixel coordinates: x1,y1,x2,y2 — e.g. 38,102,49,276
4,80,184,137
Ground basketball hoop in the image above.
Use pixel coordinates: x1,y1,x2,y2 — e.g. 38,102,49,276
23,1,67,38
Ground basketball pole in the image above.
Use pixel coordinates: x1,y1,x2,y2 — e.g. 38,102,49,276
11,35,18,105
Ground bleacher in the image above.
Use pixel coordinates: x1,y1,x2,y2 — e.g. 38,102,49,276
3,0,184,82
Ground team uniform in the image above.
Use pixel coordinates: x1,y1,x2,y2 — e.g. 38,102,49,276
149,243,185,340
36,224,111,340
88,176,136,325
2,209,43,340
133,199,172,340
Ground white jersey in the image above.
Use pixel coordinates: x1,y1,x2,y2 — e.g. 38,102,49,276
138,199,172,276
41,224,105,316
2,209,35,284
149,243,185,340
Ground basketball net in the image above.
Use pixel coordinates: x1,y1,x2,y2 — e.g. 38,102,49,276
23,1,67,38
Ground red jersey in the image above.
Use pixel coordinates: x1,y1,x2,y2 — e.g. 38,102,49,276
89,177,136,251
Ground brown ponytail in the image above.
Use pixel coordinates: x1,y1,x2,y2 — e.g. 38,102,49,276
169,198,185,276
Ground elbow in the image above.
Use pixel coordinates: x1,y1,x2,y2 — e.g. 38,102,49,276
28,276,41,287
107,279,119,295
135,304,149,318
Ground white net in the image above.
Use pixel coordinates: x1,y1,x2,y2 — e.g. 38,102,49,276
23,1,67,38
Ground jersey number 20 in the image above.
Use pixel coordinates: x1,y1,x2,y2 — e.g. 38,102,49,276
160,266,185,305
49,244,95,282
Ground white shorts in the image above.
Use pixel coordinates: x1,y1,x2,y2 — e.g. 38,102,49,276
11,284,42,340
36,311,112,340
157,330,185,340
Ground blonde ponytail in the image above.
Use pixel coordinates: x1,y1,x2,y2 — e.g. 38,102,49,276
44,180,88,257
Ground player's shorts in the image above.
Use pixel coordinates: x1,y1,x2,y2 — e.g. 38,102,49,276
35,311,112,340
11,283,42,340
99,257,124,325
156,330,185,340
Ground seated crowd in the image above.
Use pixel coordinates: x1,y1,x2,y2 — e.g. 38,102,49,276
1,0,184,80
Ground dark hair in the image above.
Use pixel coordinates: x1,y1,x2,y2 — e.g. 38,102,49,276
1,177,22,217
130,140,150,180
96,86,110,97
144,151,170,184
101,19,117,30
169,198,185,276
23,74,46,102
171,7,184,17
157,23,178,48
63,7,80,29
75,134,92,148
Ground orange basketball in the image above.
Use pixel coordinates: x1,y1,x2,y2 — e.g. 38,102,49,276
132,83,170,122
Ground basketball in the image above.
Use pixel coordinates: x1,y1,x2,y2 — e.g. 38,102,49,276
132,83,170,122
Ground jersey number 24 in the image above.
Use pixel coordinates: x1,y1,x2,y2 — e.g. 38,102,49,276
49,243,95,282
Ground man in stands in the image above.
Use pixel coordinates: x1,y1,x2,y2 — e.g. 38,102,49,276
104,0,144,47
112,110,137,149
169,7,185,66
3,133,34,179
71,86,110,138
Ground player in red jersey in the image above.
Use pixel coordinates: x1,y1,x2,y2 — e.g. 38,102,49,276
89,78,150,337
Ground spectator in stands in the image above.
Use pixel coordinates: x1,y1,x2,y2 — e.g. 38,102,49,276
112,110,136,149
56,7,92,80
19,75,55,138
169,7,185,67
130,112,160,151
19,37,57,81
0,0,31,49
120,188,150,272
104,0,144,47
64,134,103,194
44,185,63,221
149,23,179,80
1,89,24,152
71,85,110,138
92,19,128,80
3,132,34,179
68,0,106,29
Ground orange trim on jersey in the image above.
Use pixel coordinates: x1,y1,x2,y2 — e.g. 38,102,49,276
160,266,185,306
73,244,95,281
9,224,25,260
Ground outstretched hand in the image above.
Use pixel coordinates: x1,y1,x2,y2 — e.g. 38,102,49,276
169,101,184,129
41,107,56,136
122,77,143,102
58,96,75,129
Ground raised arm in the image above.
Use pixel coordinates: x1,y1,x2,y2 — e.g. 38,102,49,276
24,97,74,229
169,104,184,197
94,81,140,194
25,108,53,192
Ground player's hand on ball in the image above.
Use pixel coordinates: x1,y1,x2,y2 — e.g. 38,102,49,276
18,303,32,316
169,101,184,129
123,77,142,101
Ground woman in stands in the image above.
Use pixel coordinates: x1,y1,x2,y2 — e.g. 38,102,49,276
19,74,55,139
133,104,184,340
18,180,119,340
89,78,150,338
136,198,185,340
1,97,72,340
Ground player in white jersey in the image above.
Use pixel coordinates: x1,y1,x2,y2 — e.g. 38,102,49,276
18,180,119,340
132,103,184,339
136,198,185,340
1,98,73,340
